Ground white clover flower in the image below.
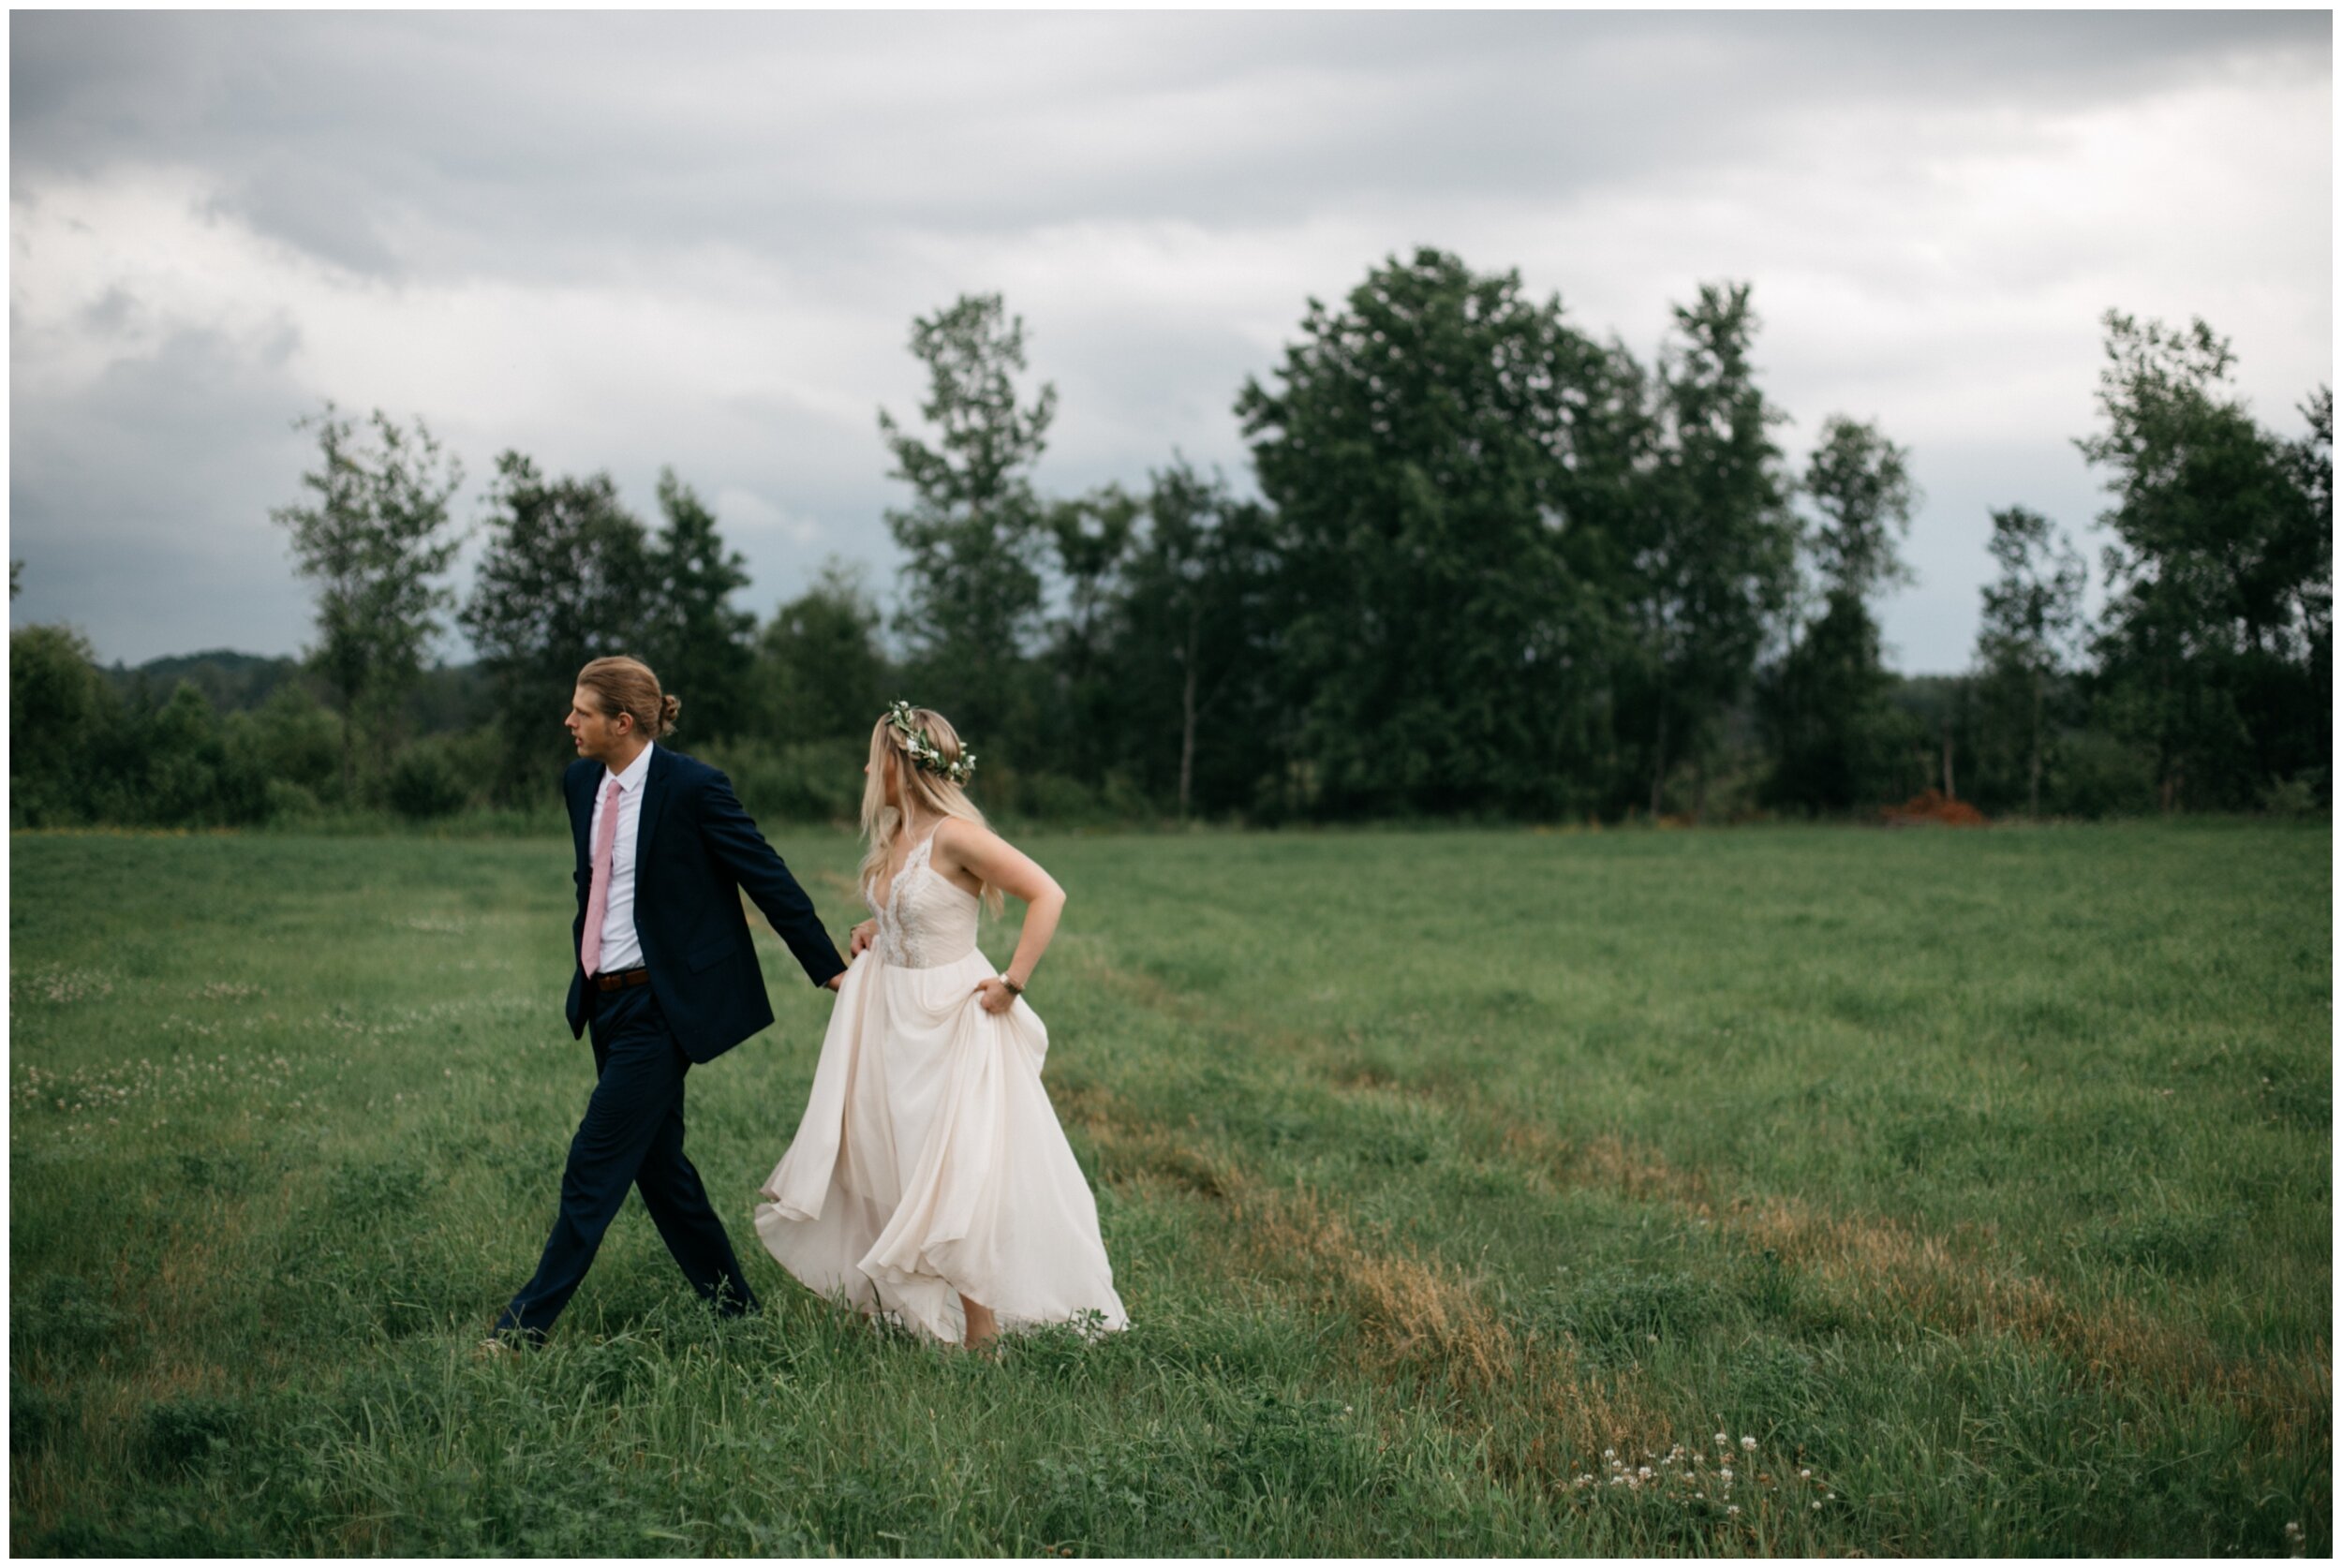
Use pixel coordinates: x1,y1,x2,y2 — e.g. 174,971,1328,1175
1714,1431,1729,1445
1741,1436,1757,1451
1727,1505,1740,1516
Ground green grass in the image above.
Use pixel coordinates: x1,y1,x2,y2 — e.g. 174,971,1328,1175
9,820,2329,1555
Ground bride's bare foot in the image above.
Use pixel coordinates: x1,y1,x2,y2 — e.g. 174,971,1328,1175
959,1293,1000,1353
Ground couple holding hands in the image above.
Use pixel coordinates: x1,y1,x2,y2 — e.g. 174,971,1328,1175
482,657,1125,1356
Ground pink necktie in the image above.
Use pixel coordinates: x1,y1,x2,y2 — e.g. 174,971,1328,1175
580,778,622,976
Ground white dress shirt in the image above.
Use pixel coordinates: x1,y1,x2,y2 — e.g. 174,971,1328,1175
589,740,655,974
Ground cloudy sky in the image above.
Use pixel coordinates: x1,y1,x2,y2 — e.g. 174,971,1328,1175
9,9,2332,673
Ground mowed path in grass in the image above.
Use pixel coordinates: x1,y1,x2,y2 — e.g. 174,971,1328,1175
8,821,2329,1555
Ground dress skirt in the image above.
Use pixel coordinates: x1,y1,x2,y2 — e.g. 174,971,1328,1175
754,945,1128,1345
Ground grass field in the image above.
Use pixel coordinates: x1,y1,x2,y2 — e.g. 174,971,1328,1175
8,820,2330,1555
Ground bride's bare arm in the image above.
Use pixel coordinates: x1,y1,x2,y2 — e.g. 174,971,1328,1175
937,821,1064,1012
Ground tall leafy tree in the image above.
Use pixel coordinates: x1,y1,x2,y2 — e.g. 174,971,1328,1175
459,452,653,796
1625,284,1800,820
1801,417,1920,605
9,623,121,825
271,405,466,798
2281,388,2334,793
753,559,892,744
1758,416,1920,812
2075,312,2320,809
643,468,755,742
1969,506,2087,816
878,293,1057,743
1042,483,1140,787
1106,461,1282,819
1236,247,1623,816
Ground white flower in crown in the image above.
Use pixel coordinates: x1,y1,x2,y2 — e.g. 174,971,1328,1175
882,699,976,786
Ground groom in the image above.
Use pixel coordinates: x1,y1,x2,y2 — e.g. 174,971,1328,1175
486,656,846,1350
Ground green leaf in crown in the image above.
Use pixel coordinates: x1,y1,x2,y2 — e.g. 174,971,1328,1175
883,700,977,786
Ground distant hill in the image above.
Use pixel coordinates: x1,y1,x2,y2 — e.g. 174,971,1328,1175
103,650,307,715
102,650,489,733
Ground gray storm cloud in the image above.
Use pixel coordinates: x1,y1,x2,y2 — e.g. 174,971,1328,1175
8,9,2331,669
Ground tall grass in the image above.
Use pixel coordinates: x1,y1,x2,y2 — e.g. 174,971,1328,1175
8,820,2328,1554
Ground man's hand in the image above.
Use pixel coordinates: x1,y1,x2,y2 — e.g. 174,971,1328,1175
824,973,843,992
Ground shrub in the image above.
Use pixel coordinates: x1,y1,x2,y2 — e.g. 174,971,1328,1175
2255,768,2325,818
226,683,343,800
697,736,867,823
386,739,473,819
263,778,323,823
2049,730,2157,818
10,623,118,824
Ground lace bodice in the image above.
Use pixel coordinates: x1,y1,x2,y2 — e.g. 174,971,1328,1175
866,828,980,969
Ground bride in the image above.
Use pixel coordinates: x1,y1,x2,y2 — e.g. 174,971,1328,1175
754,702,1128,1350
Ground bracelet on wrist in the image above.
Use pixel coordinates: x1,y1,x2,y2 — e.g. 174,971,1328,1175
1001,977,1024,997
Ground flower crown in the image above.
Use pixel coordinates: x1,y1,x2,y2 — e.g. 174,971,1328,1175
884,700,976,786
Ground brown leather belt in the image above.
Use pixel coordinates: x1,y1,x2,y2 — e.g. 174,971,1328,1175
592,967,652,993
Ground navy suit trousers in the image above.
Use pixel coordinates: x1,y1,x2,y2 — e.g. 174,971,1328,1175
496,984,758,1340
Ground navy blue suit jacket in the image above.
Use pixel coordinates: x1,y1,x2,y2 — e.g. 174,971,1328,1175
564,746,846,1063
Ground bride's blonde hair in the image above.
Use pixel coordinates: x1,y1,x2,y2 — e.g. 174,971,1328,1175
857,706,1002,915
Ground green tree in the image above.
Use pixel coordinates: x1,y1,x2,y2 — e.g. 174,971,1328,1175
1107,461,1282,820
459,452,654,797
1043,483,1141,787
1969,506,2087,816
753,559,892,744
1236,247,1625,816
1801,417,1920,604
9,623,121,825
1758,416,1920,813
270,405,466,800
878,293,1057,744
2275,387,2332,800
142,682,228,825
643,468,755,742
1626,283,1800,820
224,681,346,815
2075,313,2320,810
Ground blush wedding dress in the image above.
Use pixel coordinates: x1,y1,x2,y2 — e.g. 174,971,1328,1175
753,826,1128,1345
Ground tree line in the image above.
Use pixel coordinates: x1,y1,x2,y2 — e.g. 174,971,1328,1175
10,248,2330,830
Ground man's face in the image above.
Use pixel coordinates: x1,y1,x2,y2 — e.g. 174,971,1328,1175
565,686,630,764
